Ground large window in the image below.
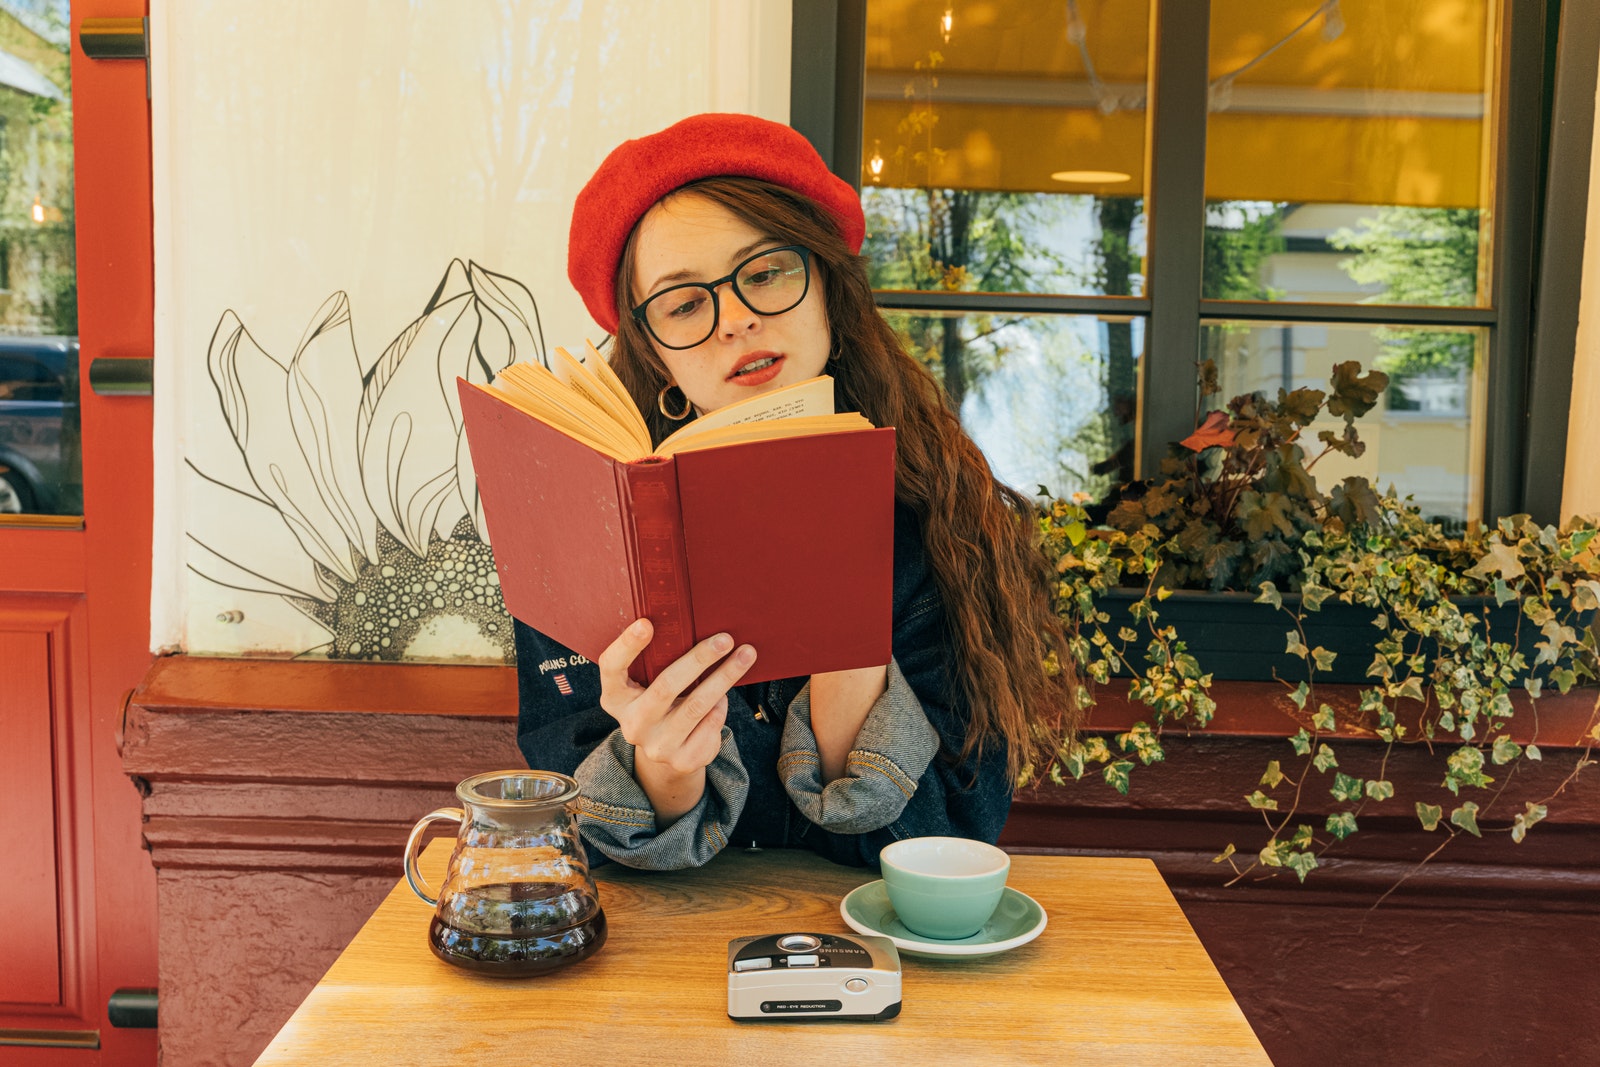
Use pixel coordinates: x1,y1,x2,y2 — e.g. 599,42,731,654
795,0,1585,523
0,0,77,519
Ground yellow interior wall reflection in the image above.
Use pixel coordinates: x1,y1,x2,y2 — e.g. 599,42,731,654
864,0,1494,208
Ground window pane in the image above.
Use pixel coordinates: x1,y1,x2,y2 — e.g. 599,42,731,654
863,0,1150,296
0,2,77,518
885,310,1142,501
1204,1,1497,307
1204,320,1485,527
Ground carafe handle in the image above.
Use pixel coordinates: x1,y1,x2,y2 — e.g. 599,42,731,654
403,807,463,906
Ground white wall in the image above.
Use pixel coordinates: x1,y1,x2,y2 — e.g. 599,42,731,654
1565,37,1600,523
149,0,792,660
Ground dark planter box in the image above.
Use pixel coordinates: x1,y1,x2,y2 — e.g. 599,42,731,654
1096,588,1568,686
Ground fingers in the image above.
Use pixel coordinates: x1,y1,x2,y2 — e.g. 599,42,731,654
597,618,653,714
664,643,755,736
596,620,756,774
647,631,741,706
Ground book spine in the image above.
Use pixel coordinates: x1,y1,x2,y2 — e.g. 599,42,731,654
618,458,695,686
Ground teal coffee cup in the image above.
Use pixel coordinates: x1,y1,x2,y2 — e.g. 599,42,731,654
879,836,1010,940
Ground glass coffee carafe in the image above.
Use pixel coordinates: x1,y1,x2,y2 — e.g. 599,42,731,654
403,770,607,976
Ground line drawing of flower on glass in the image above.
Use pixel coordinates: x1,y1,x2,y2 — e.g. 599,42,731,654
186,259,545,662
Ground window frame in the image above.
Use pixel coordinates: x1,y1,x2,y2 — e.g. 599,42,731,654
791,0,1594,524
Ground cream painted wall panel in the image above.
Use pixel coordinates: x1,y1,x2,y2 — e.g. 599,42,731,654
151,1,792,658
1565,35,1600,523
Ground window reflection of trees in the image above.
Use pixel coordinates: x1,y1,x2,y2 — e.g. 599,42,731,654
864,186,1143,501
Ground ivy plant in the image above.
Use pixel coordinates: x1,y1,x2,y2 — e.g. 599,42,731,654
1032,361,1600,884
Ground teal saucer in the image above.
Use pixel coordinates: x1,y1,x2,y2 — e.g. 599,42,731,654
839,880,1047,959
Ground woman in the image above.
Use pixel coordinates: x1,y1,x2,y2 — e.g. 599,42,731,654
516,112,1080,869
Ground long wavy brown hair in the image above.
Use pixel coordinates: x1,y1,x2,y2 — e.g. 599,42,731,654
606,176,1081,781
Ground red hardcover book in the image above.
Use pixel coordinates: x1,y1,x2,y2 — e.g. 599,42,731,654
457,347,895,686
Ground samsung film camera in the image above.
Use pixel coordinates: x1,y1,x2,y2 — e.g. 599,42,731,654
727,931,901,1021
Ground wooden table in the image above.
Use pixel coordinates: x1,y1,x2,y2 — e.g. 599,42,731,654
253,841,1271,1066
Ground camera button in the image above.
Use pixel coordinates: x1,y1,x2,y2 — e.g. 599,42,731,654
844,978,869,993
785,954,819,967
734,957,773,972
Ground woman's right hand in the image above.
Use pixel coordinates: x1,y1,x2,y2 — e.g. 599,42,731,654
597,618,756,823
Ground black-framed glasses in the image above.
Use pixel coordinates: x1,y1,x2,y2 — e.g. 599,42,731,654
631,245,813,350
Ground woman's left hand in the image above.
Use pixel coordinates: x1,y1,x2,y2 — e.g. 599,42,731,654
806,663,889,783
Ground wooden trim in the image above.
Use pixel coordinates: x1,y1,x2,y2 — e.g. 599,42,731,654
131,654,518,719
1083,678,1600,748
0,1029,100,1049
0,515,85,531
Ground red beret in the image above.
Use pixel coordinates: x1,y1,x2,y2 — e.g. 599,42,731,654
567,112,866,336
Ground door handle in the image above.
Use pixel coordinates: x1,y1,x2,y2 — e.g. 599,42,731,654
78,17,147,60
107,988,157,1029
89,357,152,397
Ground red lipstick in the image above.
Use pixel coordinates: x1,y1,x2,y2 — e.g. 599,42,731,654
726,352,785,386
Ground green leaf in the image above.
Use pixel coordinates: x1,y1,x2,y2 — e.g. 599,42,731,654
1574,579,1600,613
1301,584,1332,612
1445,745,1492,791
1240,490,1298,540
1325,811,1358,840
1285,849,1318,882
1491,735,1523,765
1312,647,1338,672
1313,744,1339,773
1246,789,1280,810
1526,744,1542,761
1396,676,1425,703
1466,541,1526,582
1286,630,1309,659
1117,626,1139,643
1290,823,1314,848
1450,801,1482,837
1212,843,1237,864
1255,580,1283,610
1331,772,1365,802
1260,760,1285,788
1116,722,1166,766
1492,577,1516,608
1510,802,1548,844
1289,681,1310,710
1326,361,1389,419
1313,703,1336,732
1289,728,1312,755
1417,802,1443,831
1103,760,1133,795
1365,779,1395,801
1328,477,1384,529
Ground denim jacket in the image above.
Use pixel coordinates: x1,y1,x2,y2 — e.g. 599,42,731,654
514,504,1012,869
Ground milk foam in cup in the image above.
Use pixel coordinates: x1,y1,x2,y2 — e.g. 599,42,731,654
879,836,1009,940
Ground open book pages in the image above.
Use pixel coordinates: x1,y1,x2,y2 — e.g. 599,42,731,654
477,341,873,461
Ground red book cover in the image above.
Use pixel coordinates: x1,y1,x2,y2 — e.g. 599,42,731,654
458,380,895,686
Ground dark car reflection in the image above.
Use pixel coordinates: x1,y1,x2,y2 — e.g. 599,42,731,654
0,336,82,515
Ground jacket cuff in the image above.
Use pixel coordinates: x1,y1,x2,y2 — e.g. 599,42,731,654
572,727,748,870
777,658,940,834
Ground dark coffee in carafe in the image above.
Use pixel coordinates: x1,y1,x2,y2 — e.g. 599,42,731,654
405,771,606,977
427,881,608,976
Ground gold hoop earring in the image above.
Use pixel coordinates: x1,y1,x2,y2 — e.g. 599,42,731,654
657,383,692,421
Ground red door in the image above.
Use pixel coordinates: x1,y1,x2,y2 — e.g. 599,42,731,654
0,4,156,1064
